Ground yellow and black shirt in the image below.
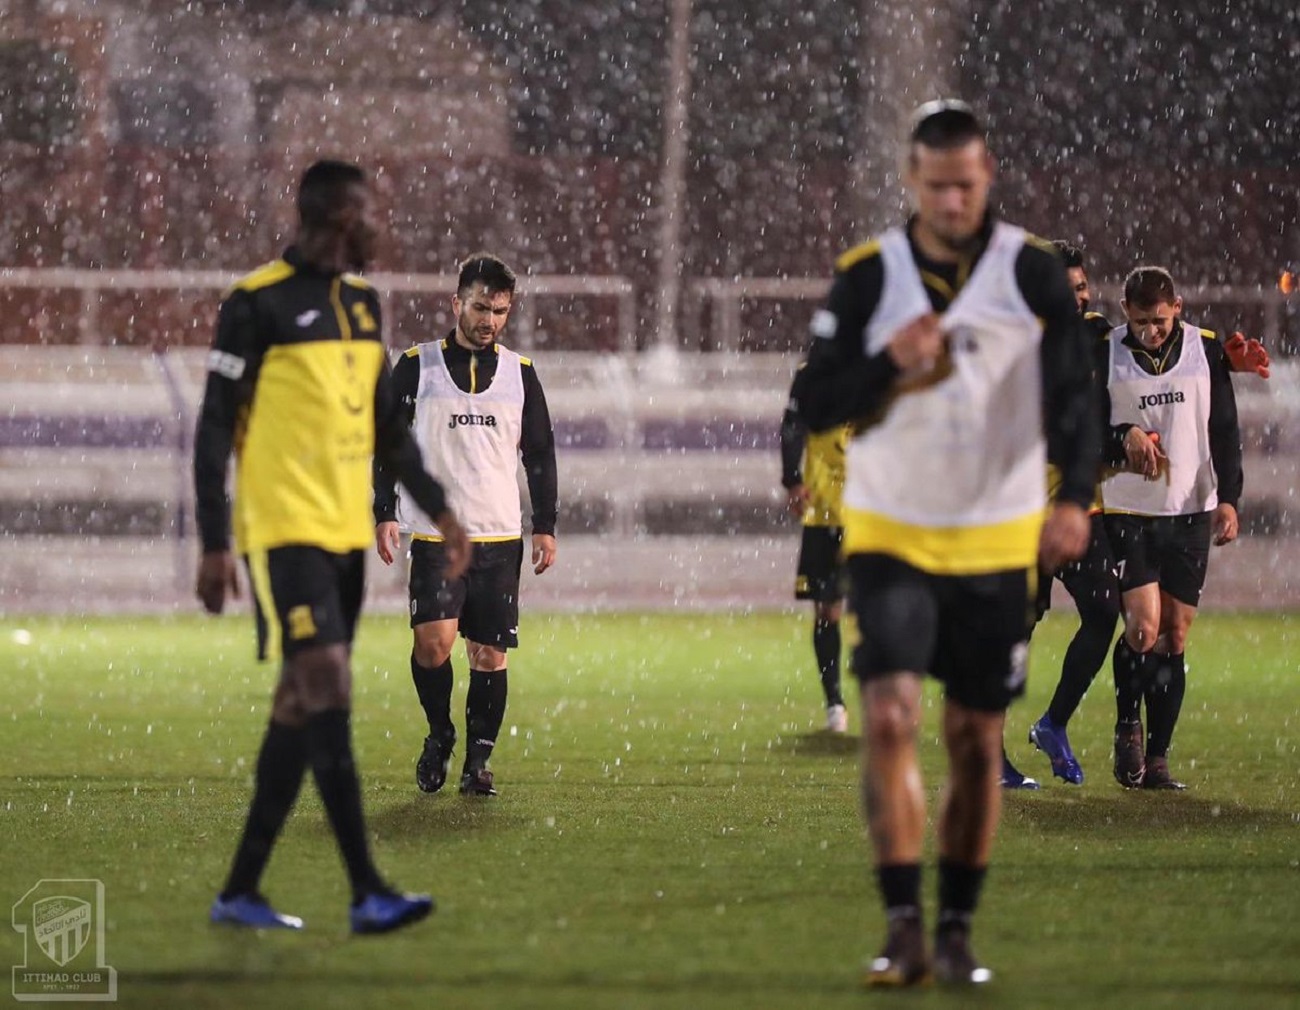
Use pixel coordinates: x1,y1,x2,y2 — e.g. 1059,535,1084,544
780,362,847,528
194,245,447,554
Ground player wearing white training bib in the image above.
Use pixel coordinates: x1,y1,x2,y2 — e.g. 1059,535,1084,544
374,254,558,800
396,339,527,541
796,101,1099,988
1098,266,1242,792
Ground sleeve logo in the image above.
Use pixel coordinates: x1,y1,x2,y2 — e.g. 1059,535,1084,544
206,349,247,380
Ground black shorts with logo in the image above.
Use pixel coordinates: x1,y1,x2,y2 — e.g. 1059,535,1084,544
795,525,845,603
1103,511,1212,606
246,545,365,662
845,552,1034,712
409,537,524,648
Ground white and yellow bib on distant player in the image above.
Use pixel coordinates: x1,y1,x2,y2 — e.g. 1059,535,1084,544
842,223,1047,574
1101,323,1218,517
396,341,526,541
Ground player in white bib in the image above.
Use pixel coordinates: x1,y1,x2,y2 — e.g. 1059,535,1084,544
374,254,558,798
797,101,1099,987
1099,266,1244,790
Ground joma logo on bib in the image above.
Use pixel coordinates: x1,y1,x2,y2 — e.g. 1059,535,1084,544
448,412,498,429
1138,391,1185,410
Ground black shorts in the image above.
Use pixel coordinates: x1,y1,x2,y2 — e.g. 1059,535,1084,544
245,546,365,662
1035,513,1119,622
409,538,523,648
795,525,844,602
845,553,1033,713
1103,511,1212,606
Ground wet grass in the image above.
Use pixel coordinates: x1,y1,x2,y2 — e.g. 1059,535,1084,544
1,610,1297,1009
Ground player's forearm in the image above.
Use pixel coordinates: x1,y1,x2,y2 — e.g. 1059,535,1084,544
193,378,236,552
779,410,806,487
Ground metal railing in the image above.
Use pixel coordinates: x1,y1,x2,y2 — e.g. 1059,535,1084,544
0,268,639,352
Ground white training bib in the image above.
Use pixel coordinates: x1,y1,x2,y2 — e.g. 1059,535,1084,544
396,342,526,539
1102,323,1218,516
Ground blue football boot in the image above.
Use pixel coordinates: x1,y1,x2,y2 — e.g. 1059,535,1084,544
1029,715,1084,785
210,893,303,930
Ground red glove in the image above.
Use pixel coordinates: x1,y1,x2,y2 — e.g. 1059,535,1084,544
1223,331,1270,379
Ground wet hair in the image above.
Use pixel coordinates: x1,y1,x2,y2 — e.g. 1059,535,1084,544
457,253,517,298
1052,240,1086,270
908,99,984,150
1123,266,1178,308
297,160,365,229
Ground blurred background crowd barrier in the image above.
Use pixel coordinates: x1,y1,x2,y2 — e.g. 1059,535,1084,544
2,1,1298,612
0,331,1295,614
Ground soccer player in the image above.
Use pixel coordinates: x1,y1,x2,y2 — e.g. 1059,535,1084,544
780,363,849,733
797,100,1098,985
194,160,471,933
1100,266,1244,790
374,253,558,799
1008,241,1122,788
1018,245,1269,787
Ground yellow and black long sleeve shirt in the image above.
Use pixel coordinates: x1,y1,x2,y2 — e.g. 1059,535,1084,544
194,245,448,554
780,363,846,528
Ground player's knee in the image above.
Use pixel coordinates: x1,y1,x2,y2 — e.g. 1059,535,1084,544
412,627,453,667
864,699,916,747
467,642,507,671
1125,621,1157,653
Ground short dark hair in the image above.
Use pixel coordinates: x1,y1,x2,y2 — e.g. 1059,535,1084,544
908,99,984,150
457,253,517,298
297,160,365,229
1051,240,1087,270
1123,266,1178,307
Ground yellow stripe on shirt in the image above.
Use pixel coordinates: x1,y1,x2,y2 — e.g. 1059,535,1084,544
841,505,1046,574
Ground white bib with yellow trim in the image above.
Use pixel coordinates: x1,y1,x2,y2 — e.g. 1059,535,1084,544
396,342,525,540
841,223,1047,573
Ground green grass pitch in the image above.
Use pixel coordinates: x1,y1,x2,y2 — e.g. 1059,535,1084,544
2,611,1297,1009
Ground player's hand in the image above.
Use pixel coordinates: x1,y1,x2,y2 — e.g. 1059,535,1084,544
785,483,810,519
886,312,946,375
434,509,472,580
1223,331,1270,379
1212,503,1239,546
375,520,401,566
196,550,239,615
531,533,557,575
1123,427,1167,480
1039,501,1090,571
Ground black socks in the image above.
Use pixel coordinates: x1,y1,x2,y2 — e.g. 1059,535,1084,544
411,655,454,735
813,617,843,708
221,720,307,898
304,709,385,903
1144,652,1186,758
465,669,508,767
